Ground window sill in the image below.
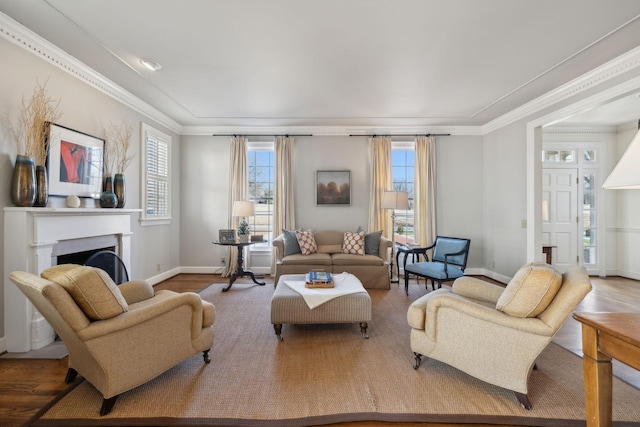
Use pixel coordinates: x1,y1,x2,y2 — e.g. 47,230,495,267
139,217,172,227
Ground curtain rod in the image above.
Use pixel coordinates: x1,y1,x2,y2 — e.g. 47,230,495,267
349,133,450,137
212,134,313,137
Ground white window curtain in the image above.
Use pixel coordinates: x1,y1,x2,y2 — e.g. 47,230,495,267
367,137,392,238
272,136,296,274
414,136,436,246
223,136,248,277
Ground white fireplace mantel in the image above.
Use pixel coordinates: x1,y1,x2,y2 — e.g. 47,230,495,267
4,207,140,352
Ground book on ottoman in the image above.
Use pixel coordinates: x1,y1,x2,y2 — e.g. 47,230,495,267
306,271,333,288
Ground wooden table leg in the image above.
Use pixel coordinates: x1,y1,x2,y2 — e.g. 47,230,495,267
581,324,613,427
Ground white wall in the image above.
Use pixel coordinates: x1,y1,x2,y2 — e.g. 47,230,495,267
0,37,182,346
482,122,529,277
179,135,230,271
294,136,370,231
435,135,484,268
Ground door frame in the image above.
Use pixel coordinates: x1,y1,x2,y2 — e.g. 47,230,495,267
541,142,605,275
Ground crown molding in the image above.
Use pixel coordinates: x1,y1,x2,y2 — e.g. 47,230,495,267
542,126,618,134
0,12,183,134
483,45,640,135
184,125,483,137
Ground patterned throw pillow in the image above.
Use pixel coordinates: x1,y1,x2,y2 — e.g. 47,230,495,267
295,229,317,255
343,231,365,255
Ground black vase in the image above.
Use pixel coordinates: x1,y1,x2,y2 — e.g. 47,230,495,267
11,155,36,207
114,173,126,208
100,176,118,208
34,165,48,207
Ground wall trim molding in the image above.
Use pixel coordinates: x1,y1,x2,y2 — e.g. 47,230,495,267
483,45,640,134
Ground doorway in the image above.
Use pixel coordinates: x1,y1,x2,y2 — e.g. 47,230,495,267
541,144,602,274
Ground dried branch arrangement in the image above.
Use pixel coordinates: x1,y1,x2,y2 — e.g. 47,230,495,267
105,121,134,176
8,80,62,166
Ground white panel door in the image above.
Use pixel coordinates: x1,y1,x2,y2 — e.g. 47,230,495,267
542,168,578,273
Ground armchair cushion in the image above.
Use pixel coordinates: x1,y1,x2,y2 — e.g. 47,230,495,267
118,280,155,304
496,262,562,318
42,264,128,321
406,262,465,281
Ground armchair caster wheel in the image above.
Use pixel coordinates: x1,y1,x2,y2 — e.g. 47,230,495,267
203,349,211,364
413,352,423,369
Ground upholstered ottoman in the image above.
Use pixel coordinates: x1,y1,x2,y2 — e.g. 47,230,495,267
271,273,371,340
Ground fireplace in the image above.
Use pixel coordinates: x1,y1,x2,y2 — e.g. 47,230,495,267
4,207,139,352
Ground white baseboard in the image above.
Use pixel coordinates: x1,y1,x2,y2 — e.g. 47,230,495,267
467,268,510,284
147,265,271,286
146,266,182,286
179,266,226,275
604,269,640,281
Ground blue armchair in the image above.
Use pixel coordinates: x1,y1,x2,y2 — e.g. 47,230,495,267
403,236,470,295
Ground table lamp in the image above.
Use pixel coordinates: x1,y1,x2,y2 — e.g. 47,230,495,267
381,190,410,283
233,200,255,242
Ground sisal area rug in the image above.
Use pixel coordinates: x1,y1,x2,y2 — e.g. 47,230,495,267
32,280,640,426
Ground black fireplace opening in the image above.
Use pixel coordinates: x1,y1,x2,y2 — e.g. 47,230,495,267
56,246,116,266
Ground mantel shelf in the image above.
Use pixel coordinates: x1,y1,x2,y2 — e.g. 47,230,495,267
4,207,141,214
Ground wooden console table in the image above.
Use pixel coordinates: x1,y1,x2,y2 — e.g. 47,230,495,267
573,312,640,427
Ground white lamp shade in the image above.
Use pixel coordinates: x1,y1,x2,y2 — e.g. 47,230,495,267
381,191,410,210
232,200,255,217
603,128,640,190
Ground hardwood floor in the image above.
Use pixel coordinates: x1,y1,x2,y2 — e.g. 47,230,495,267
1,273,639,427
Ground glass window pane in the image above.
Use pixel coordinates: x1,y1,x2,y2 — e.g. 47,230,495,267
583,150,596,162
391,144,416,245
248,147,274,246
392,151,406,166
543,150,576,162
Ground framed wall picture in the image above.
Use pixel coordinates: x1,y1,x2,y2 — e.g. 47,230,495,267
316,170,351,205
219,229,236,243
46,123,105,198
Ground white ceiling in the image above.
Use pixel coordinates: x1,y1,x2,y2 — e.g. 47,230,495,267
2,0,640,130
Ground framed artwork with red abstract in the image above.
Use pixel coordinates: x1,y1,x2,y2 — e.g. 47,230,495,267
47,123,105,198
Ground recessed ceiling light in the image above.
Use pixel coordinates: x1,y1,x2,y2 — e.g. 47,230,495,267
140,58,162,71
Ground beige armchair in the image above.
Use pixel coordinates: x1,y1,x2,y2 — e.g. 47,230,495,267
407,263,591,409
9,265,214,415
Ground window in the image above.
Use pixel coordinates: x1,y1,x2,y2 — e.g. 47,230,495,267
141,123,171,224
247,141,274,248
582,171,597,265
391,142,415,245
542,149,576,163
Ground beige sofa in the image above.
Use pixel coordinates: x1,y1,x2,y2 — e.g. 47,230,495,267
273,230,392,289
